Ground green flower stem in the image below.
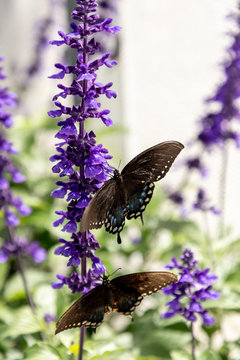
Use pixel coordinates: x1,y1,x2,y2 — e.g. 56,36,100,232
190,322,196,360
7,225,36,312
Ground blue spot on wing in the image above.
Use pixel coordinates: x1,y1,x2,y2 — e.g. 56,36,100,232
126,182,155,220
105,207,126,234
104,182,155,238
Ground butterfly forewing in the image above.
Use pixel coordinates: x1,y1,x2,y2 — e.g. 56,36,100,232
121,142,183,224
55,285,106,334
121,141,184,182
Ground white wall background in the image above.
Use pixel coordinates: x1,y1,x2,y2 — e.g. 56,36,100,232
119,0,239,236
0,0,239,235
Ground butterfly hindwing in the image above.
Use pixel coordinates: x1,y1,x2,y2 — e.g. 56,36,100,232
55,285,106,334
125,181,155,221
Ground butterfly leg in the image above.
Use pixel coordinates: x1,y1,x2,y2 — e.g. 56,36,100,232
140,213,144,225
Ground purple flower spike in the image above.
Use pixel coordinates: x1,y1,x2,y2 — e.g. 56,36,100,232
49,0,119,293
161,249,220,327
0,57,32,227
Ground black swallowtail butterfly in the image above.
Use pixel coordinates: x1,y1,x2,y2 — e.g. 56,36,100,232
80,141,184,243
55,271,177,334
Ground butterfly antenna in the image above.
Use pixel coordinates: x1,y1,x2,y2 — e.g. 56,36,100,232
106,161,114,178
109,267,122,278
118,159,121,170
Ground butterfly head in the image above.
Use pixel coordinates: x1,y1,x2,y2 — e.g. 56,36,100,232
101,268,122,285
101,274,110,286
113,168,120,178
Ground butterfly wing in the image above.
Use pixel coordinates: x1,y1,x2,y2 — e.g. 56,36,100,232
121,141,184,182
55,285,106,334
121,141,184,221
109,272,178,315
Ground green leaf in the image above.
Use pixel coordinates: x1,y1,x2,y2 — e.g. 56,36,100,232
136,356,163,360
1,307,41,338
0,349,23,360
128,315,190,358
170,350,191,360
89,348,131,360
23,343,63,360
199,349,221,360
0,262,9,289
4,269,52,301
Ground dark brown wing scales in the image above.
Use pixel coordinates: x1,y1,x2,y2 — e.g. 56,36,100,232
80,179,117,232
55,272,178,334
121,141,184,183
55,285,106,334
109,271,178,315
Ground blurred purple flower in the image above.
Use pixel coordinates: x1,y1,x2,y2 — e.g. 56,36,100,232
193,188,221,214
169,191,184,205
198,9,240,148
161,249,220,327
98,0,118,13
0,237,46,264
49,0,120,293
0,57,47,267
44,313,56,324
0,57,31,225
97,0,120,57
19,0,64,91
168,7,240,214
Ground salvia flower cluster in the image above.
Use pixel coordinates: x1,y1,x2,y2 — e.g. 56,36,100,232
168,9,240,214
162,249,220,326
49,0,120,293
